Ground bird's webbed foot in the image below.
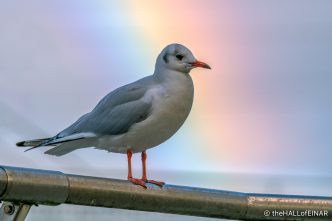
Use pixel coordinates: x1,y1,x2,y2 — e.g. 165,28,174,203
128,177,147,189
128,177,165,189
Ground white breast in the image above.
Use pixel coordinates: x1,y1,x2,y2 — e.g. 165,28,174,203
97,73,194,153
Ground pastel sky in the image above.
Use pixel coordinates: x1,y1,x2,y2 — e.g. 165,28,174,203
0,0,331,178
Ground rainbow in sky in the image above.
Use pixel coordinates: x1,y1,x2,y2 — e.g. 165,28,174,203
3,0,331,177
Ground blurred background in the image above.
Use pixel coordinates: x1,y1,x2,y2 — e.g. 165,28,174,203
0,0,331,220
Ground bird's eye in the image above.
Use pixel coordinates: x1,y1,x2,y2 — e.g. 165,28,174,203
175,54,184,60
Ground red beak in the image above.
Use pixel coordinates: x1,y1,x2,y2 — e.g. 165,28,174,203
190,60,211,69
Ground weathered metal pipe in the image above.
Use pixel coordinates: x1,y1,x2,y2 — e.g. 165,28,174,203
0,166,68,205
0,166,331,220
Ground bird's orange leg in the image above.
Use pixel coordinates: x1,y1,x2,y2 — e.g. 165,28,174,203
127,150,147,189
141,151,165,187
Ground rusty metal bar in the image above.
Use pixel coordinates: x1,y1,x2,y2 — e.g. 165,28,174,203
0,165,331,220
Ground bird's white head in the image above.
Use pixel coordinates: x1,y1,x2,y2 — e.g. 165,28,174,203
155,43,211,74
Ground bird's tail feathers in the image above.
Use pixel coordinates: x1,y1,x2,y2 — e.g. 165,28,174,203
44,137,95,156
17,133,96,154
44,143,80,156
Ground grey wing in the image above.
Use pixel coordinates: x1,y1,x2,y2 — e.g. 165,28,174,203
22,76,154,153
38,99,151,155
61,99,151,136
57,76,153,138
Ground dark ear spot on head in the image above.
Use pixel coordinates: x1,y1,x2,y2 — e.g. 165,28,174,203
163,53,168,63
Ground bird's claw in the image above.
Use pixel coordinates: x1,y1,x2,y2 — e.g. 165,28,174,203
128,177,165,189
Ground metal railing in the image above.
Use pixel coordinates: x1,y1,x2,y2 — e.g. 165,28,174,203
0,165,331,221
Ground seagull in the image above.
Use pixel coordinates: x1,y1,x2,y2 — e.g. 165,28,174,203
16,43,211,188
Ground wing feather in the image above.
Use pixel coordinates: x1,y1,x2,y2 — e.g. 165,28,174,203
57,76,153,138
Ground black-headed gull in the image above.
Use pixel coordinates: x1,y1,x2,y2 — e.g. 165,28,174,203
17,43,211,188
